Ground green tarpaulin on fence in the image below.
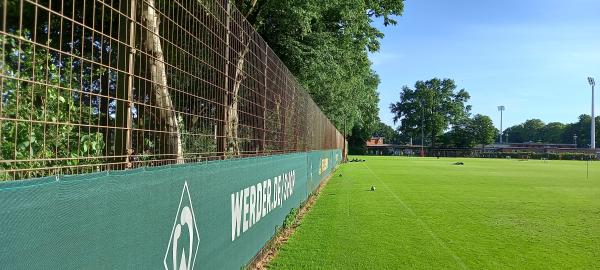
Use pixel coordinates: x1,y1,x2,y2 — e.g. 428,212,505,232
0,150,341,269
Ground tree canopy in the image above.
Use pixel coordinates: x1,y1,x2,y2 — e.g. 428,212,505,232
3,0,386,178
372,122,402,145
470,114,497,148
504,115,599,147
439,114,497,148
390,78,471,147
240,0,405,137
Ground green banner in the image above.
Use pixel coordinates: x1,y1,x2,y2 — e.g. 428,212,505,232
0,150,341,269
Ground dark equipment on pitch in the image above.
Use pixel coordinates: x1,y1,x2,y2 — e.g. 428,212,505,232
453,162,464,166
349,158,366,163
370,186,376,191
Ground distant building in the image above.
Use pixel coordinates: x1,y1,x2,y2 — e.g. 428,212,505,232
490,142,595,154
367,137,386,146
365,137,423,155
365,137,598,157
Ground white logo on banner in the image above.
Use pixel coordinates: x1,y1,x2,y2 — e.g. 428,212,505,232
319,158,329,175
164,181,200,270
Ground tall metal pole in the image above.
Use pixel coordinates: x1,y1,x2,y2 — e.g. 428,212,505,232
498,106,505,144
589,77,596,149
421,101,425,157
593,82,595,149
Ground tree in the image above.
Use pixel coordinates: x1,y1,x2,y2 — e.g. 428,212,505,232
2,0,220,166
246,0,404,138
469,114,497,148
503,115,599,147
503,125,524,143
3,0,123,167
220,0,269,156
521,119,545,142
226,1,406,154
541,122,565,143
348,125,373,155
390,78,471,147
504,119,545,143
2,0,402,178
440,119,475,148
439,114,496,148
561,115,600,147
1,33,105,180
372,122,401,145
142,0,183,162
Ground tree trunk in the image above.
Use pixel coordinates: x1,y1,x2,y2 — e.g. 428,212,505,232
225,44,249,156
218,0,232,158
142,0,183,163
430,123,436,148
114,0,130,167
224,0,258,157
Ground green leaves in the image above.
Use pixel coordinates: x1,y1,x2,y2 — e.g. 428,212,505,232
391,78,472,147
247,0,403,138
80,133,105,156
1,31,106,179
470,114,497,147
372,122,402,144
505,115,600,147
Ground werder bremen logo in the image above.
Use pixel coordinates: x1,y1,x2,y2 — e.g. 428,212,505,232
164,181,200,270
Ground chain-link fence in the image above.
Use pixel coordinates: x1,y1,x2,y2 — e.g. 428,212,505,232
0,0,345,181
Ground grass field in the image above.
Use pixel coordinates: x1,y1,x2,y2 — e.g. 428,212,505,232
268,156,600,269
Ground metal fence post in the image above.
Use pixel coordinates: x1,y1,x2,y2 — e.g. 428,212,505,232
262,45,268,152
0,0,345,180
218,0,231,159
125,0,137,168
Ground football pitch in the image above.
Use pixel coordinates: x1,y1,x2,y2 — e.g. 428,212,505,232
268,156,600,269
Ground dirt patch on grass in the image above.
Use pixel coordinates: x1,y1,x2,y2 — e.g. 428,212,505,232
246,170,338,269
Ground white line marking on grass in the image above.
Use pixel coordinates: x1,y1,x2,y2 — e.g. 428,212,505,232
361,162,469,270
346,185,351,217
343,168,351,217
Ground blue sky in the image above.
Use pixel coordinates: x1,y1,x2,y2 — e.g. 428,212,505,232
370,0,600,131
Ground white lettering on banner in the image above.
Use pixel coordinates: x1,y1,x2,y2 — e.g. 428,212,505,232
276,176,281,207
255,182,263,223
284,173,288,200
230,170,296,242
249,185,256,227
231,191,243,241
275,176,279,208
265,179,271,214
242,187,250,233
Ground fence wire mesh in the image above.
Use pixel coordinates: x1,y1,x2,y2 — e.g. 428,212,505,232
0,0,345,180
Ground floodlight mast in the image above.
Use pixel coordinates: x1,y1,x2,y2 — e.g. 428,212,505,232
421,101,425,157
498,106,505,143
589,77,596,149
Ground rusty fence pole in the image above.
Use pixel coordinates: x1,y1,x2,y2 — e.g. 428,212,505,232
261,45,267,152
218,0,232,159
125,0,137,168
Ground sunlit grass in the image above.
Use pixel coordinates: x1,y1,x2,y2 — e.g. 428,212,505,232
269,156,600,269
